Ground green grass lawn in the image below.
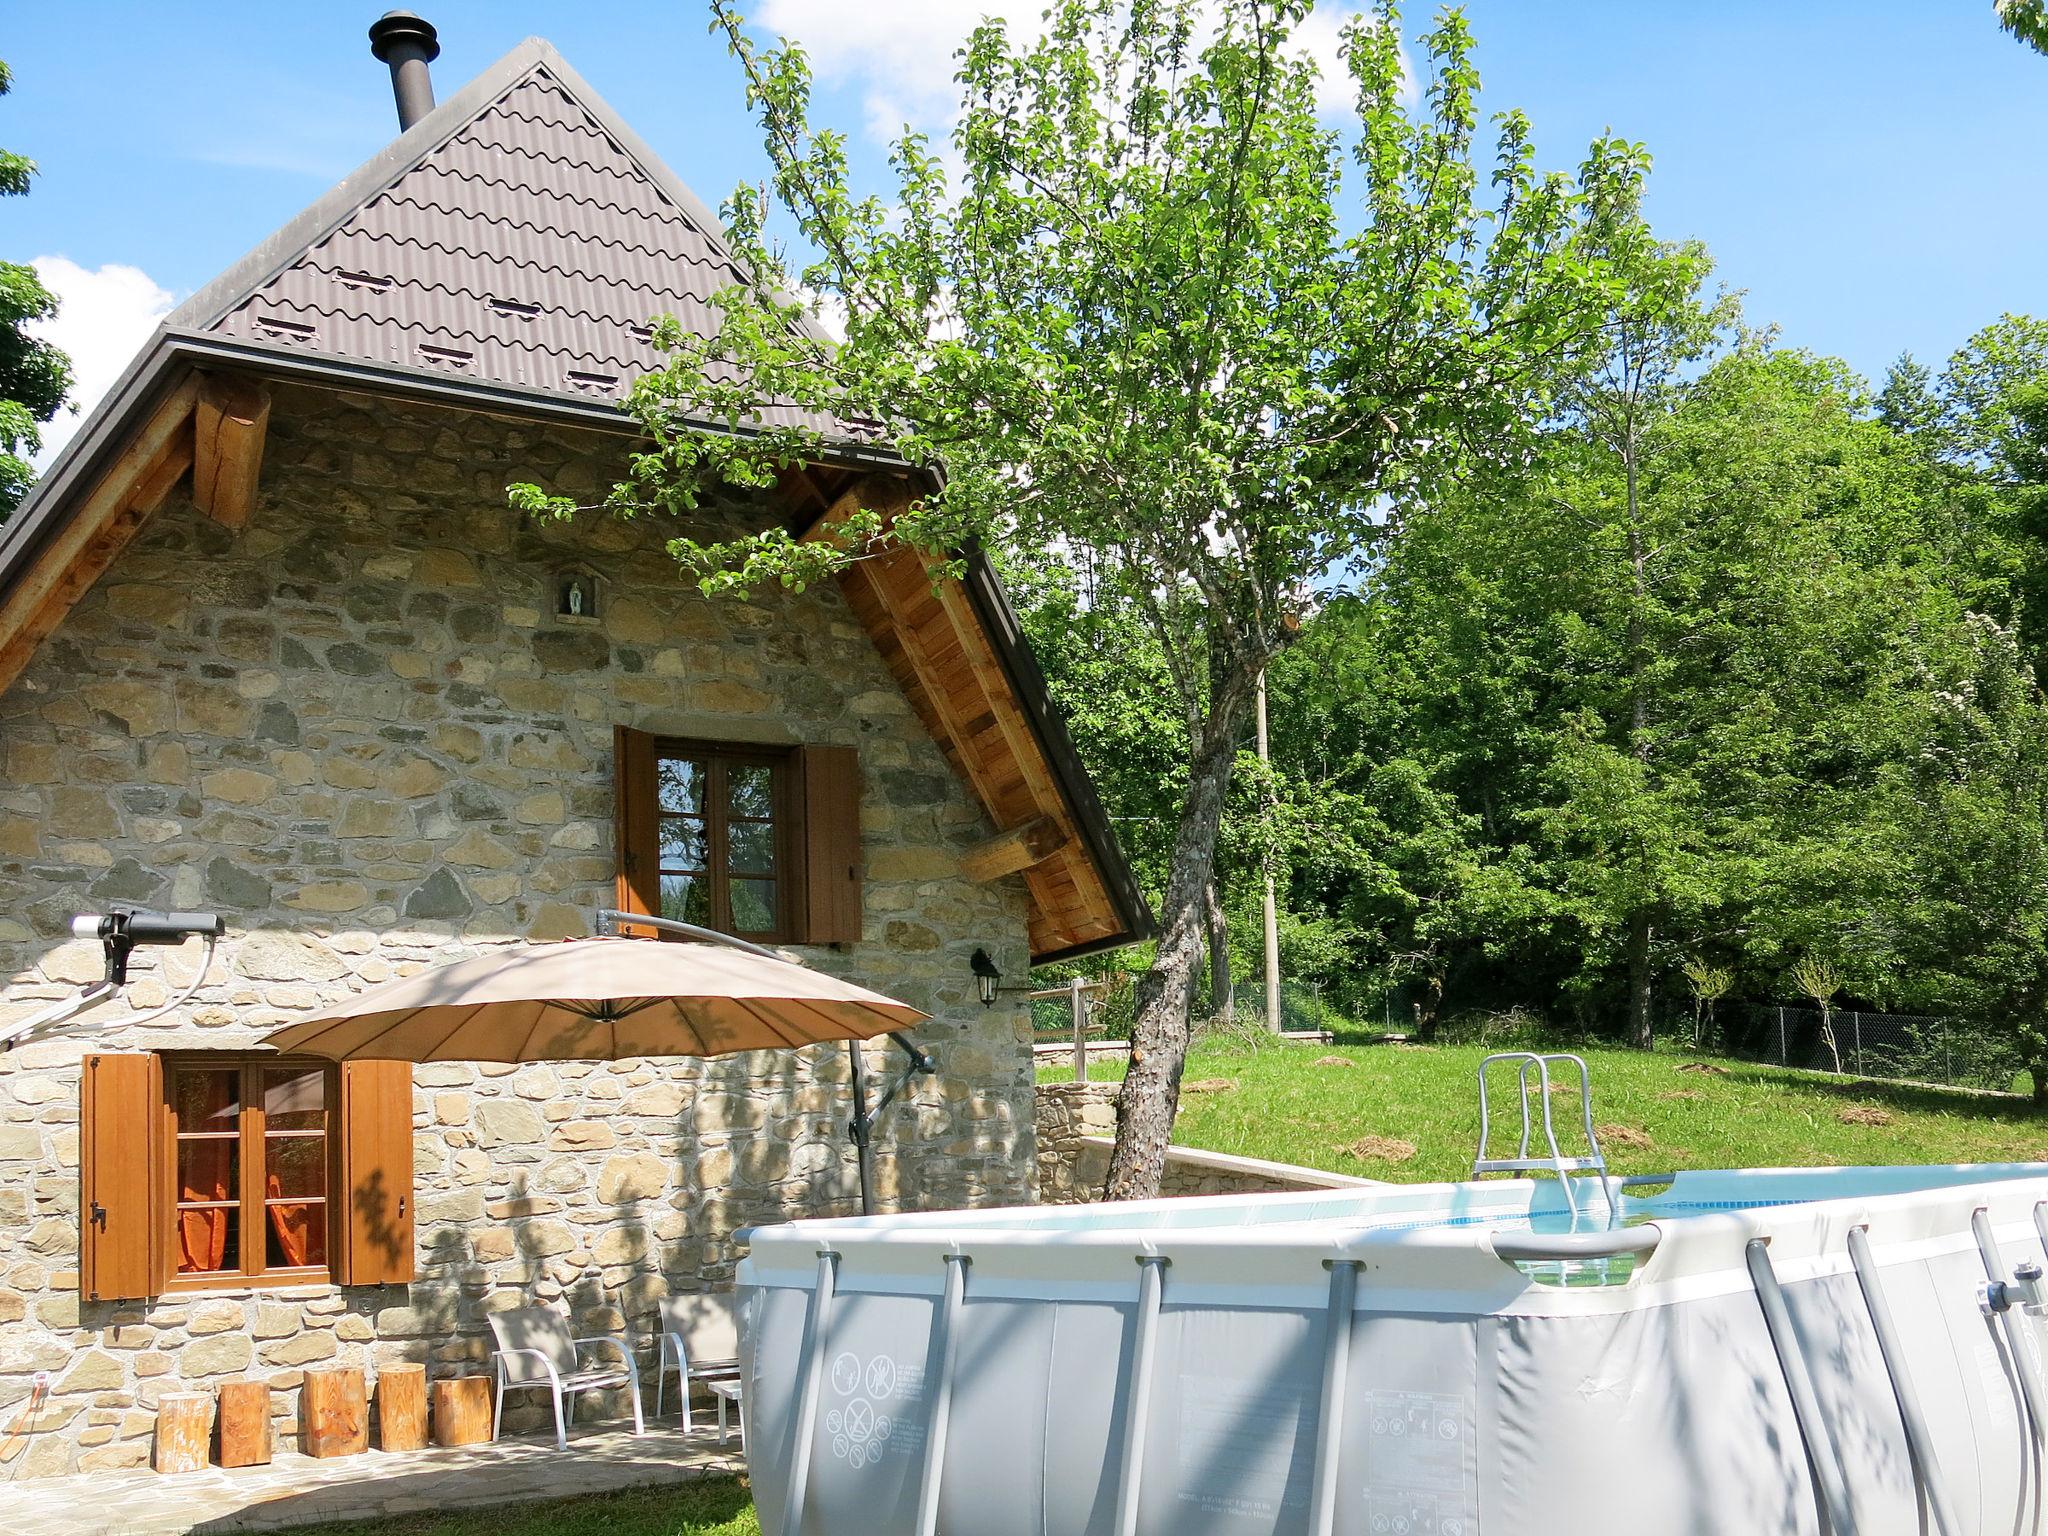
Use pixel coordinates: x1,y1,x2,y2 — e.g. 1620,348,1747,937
1040,1036,2048,1182
285,1478,759,1536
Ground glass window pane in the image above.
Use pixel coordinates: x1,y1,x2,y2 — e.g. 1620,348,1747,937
178,1205,238,1275
657,758,705,815
266,1134,327,1200
178,1136,238,1204
265,1203,326,1270
263,1068,326,1131
659,816,707,870
174,1069,240,1132
727,763,775,819
731,878,777,933
728,820,776,875
661,873,712,925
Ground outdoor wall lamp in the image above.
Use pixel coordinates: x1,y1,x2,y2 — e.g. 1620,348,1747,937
971,948,1003,1008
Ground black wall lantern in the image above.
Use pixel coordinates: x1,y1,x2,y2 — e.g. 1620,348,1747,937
970,948,1002,1008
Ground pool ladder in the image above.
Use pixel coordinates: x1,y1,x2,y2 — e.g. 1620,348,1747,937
1472,1052,1620,1228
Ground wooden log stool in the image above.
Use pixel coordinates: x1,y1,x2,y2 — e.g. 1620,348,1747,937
377,1363,428,1453
217,1380,272,1468
154,1392,213,1474
431,1375,492,1448
302,1366,369,1459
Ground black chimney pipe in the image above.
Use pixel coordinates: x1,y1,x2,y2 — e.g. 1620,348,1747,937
368,11,440,131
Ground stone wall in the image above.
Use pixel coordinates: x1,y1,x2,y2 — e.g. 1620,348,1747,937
1034,1081,1379,1202
0,384,1038,1477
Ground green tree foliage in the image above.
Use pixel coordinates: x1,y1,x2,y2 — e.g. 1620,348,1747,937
0,59,73,520
1999,0,2048,54
512,0,1642,1195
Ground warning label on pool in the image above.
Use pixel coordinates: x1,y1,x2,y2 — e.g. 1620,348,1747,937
824,1350,925,1470
1364,1390,1467,1496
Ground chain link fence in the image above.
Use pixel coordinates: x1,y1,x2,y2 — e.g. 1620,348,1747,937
1719,1005,2025,1092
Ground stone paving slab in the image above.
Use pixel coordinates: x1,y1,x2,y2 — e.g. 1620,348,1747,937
5,1424,744,1536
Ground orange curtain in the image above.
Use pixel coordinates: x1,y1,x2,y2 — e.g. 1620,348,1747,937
265,1173,314,1268
177,1142,233,1273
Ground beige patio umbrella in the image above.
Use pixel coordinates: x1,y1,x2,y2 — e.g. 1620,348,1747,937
259,914,937,1214
260,932,928,1063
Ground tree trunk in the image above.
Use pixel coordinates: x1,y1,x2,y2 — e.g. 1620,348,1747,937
1622,433,1658,1054
1206,878,1232,1022
2031,1063,2047,1108
1105,679,1251,1201
1626,908,1653,1049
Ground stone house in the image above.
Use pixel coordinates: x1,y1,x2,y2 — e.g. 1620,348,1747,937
0,19,1147,1478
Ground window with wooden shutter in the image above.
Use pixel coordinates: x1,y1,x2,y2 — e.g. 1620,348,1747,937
334,1059,415,1287
80,1053,164,1301
77,1051,414,1294
798,745,863,944
614,731,864,946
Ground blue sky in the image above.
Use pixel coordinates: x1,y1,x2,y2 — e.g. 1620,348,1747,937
6,2,2043,457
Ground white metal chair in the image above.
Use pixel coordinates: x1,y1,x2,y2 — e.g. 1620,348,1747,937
654,1290,742,1433
487,1305,644,1451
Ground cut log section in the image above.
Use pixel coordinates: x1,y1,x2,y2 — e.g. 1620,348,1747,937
376,1363,428,1453
961,815,1070,883
216,1380,272,1468
191,372,271,529
431,1375,493,1448
154,1392,212,1474
302,1366,369,1458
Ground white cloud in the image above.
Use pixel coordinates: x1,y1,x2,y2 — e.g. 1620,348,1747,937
27,257,177,469
758,1,1395,140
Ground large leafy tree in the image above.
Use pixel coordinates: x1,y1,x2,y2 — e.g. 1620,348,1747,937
0,59,72,520
515,0,1645,1197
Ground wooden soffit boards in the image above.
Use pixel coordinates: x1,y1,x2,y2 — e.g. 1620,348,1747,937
0,373,202,696
837,531,1126,960
0,366,278,699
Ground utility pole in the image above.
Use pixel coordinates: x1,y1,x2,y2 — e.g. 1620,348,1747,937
1257,667,1281,1033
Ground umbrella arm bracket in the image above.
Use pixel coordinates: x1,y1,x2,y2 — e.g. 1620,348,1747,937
858,1034,938,1136
847,1033,939,1216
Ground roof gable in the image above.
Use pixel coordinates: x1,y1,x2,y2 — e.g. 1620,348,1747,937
175,42,840,435
0,36,1150,963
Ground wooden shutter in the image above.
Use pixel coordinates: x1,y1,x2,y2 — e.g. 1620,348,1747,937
333,1060,414,1286
79,1053,163,1300
798,745,863,944
614,724,659,921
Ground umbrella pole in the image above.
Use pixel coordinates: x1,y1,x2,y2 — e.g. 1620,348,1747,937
847,1038,877,1216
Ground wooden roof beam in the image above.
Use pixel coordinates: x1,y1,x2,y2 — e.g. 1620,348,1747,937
960,814,1070,883
191,372,271,529
0,374,201,695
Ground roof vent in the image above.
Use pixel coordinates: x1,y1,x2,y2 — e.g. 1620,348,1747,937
488,297,543,321
566,370,620,395
368,11,440,132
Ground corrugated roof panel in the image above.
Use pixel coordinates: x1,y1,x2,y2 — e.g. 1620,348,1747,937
203,62,861,440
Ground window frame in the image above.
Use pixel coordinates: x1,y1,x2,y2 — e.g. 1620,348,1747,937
159,1053,337,1292
646,737,801,943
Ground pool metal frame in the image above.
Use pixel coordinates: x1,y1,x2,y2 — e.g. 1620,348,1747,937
743,1164,2048,1536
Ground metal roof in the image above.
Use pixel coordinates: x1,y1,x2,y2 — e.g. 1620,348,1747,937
173,39,866,440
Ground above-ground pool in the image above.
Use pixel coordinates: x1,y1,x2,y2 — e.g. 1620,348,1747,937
738,1163,2048,1536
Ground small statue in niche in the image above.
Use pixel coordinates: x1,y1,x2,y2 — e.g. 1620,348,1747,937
555,570,599,622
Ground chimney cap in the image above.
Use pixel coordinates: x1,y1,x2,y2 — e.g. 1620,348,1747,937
368,11,440,64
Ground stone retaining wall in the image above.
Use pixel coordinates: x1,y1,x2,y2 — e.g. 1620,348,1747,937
0,385,1037,1477
1034,1081,1377,1202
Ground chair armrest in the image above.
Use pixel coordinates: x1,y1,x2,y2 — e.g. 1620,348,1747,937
494,1347,562,1388
574,1335,637,1371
